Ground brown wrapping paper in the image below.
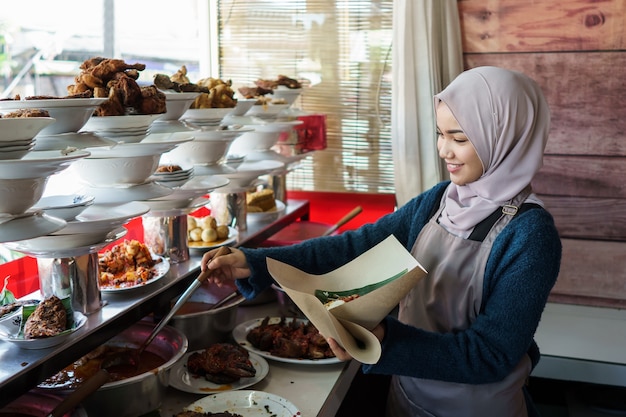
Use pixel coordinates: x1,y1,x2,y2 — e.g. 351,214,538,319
266,235,427,364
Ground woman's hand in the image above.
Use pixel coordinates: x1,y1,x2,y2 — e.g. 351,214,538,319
326,337,353,361
200,247,250,286
326,321,386,362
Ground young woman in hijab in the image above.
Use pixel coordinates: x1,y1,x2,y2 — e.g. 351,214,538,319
200,66,562,417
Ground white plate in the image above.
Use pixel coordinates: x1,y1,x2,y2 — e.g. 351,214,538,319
0,117,56,142
81,114,162,132
99,255,170,293
0,98,107,110
232,317,341,365
53,201,150,235
170,350,269,394
192,126,254,141
33,132,118,152
80,181,173,205
188,226,238,251
245,103,290,118
0,98,108,135
32,194,95,221
6,227,128,258
247,200,286,223
147,175,230,204
182,108,234,122
0,149,91,180
0,311,87,350
184,390,300,417
84,134,193,158
0,211,67,243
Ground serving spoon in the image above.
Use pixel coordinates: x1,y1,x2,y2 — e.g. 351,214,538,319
101,246,232,370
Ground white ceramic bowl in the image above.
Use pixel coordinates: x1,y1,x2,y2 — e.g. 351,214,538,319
0,117,56,142
81,114,162,132
228,121,302,155
269,87,303,105
0,150,91,180
245,103,290,118
164,138,236,165
0,177,49,215
71,154,160,187
0,98,107,135
181,107,234,123
230,98,257,116
248,199,286,223
216,160,284,190
32,194,95,221
192,126,253,142
158,92,202,121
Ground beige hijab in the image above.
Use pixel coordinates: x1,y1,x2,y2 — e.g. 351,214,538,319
434,66,550,237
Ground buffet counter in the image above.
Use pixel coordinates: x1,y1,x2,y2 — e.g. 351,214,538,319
0,199,320,411
158,301,361,417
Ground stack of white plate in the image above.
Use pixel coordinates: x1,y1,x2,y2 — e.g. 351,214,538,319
81,114,162,143
181,108,234,127
0,138,36,160
0,117,56,160
151,166,194,188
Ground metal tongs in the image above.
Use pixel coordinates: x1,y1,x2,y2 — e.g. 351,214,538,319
101,246,232,369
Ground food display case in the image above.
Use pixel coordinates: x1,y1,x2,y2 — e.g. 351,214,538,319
0,199,364,417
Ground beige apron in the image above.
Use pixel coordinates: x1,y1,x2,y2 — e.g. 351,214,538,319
386,189,532,417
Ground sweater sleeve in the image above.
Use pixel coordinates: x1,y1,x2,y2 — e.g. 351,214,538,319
363,208,562,384
234,182,449,299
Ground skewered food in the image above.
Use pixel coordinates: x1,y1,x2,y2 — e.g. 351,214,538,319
23,295,67,339
246,316,335,360
186,343,256,384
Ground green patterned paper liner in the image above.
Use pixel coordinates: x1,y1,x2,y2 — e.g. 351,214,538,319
314,268,409,304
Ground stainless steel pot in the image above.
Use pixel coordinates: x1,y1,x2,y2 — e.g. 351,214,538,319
166,282,244,351
80,322,187,417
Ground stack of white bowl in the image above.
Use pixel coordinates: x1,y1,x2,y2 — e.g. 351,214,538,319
0,117,55,160
0,148,91,244
0,97,113,152
151,166,195,188
81,114,162,143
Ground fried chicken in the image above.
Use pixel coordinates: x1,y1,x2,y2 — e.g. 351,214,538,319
136,85,166,114
186,343,256,384
23,296,67,339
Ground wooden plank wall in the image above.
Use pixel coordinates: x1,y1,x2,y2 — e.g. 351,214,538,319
458,0,626,308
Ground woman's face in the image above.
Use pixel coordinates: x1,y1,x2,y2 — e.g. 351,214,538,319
436,101,484,185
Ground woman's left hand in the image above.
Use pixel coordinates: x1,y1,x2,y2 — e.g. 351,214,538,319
326,337,353,361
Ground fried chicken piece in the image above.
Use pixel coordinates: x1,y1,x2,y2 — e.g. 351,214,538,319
276,74,302,89
23,296,67,339
3,109,50,118
170,65,191,84
254,78,278,90
108,72,143,109
187,343,256,384
237,86,272,99
87,58,146,82
94,86,125,116
135,85,166,114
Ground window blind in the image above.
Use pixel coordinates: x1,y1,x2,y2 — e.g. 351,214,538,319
217,0,394,194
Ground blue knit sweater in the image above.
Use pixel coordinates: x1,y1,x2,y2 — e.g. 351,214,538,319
238,181,562,385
